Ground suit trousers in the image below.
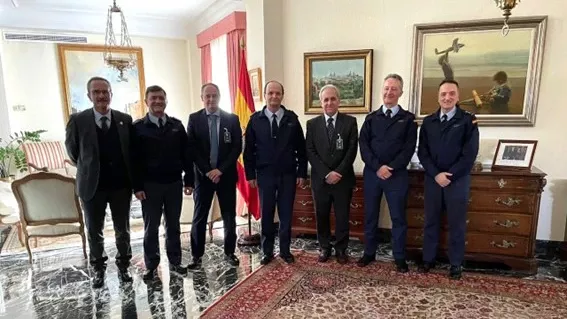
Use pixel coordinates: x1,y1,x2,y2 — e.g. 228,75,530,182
141,180,183,270
422,175,471,266
191,177,237,259
312,182,353,253
362,168,409,260
81,188,132,271
257,171,296,257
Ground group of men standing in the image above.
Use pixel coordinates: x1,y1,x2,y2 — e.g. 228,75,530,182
65,72,477,289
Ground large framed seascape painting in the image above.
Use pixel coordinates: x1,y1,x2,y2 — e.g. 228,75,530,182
408,16,547,126
57,44,146,124
304,49,373,114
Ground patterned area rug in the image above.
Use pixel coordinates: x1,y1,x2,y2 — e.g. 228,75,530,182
201,251,567,319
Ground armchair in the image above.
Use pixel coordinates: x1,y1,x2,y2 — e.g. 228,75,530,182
21,141,75,176
11,172,86,263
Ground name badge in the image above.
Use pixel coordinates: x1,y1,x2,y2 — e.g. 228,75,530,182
336,134,344,150
223,128,232,143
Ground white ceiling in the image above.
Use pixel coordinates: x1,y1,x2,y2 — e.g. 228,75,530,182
0,0,245,39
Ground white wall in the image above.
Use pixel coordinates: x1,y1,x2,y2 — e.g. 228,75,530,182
0,31,194,141
245,0,567,241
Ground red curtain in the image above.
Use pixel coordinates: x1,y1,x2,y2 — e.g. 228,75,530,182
226,30,246,111
201,44,212,83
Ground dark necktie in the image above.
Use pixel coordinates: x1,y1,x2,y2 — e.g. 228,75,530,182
210,114,218,168
327,117,335,143
385,109,392,118
441,114,448,122
271,114,278,139
158,117,164,128
100,116,109,133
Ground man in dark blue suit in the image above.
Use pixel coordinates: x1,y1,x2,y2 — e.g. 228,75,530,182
417,79,479,280
186,83,242,268
358,74,417,272
243,80,307,265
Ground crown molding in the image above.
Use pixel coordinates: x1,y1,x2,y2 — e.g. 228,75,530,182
195,0,246,34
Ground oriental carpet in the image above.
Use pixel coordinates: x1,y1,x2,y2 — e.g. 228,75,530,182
201,251,567,319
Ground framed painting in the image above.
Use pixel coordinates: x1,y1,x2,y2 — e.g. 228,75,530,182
249,67,263,102
492,139,537,171
408,16,547,126
57,44,146,124
304,49,373,114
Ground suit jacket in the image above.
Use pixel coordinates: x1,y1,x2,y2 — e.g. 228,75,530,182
186,108,242,187
306,112,358,190
65,108,134,201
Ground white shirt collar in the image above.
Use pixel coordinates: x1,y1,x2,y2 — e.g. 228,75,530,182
324,112,338,125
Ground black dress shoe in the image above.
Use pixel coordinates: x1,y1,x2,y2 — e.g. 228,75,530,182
224,254,240,266
336,253,348,265
318,250,332,263
260,255,273,265
449,265,462,280
143,268,157,281
118,268,133,282
395,259,409,273
417,262,435,273
356,254,375,267
92,270,105,288
187,258,202,270
280,254,295,264
169,264,188,275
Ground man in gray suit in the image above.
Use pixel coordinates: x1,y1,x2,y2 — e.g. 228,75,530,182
65,76,134,288
306,84,358,264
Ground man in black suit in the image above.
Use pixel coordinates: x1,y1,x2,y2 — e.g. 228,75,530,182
243,80,308,265
186,83,242,268
306,84,358,264
132,85,194,280
65,76,133,288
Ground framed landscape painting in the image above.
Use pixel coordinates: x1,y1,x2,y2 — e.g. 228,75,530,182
57,44,146,124
408,16,547,126
304,49,373,114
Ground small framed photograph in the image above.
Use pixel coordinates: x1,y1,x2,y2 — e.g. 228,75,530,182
248,68,262,102
492,139,537,171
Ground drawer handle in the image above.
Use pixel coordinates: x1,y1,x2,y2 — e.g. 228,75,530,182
297,217,312,223
414,193,424,200
498,178,507,189
495,197,521,207
350,203,361,209
353,187,360,192
493,219,520,228
414,234,423,241
414,215,425,222
297,200,313,206
349,220,362,226
299,183,311,190
490,240,516,249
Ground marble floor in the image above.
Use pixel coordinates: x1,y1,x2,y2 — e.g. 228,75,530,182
0,226,566,319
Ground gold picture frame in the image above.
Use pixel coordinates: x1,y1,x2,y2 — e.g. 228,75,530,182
304,49,373,114
57,44,146,124
248,67,263,102
408,16,547,126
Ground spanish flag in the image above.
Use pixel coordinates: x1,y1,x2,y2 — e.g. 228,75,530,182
234,50,260,220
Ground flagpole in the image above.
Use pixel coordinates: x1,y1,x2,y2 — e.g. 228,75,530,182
237,36,261,247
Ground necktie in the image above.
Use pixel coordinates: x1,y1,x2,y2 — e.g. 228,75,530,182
158,117,164,128
327,117,335,143
100,116,109,133
271,114,278,139
385,109,392,118
210,115,218,168
441,114,448,122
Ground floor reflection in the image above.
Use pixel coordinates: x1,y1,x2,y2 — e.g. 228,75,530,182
0,227,565,318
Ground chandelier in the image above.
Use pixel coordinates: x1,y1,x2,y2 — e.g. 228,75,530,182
494,0,521,36
104,0,135,81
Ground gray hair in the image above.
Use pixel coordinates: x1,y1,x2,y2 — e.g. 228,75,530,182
384,73,404,91
318,84,340,100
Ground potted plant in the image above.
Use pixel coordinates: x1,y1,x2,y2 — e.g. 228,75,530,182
0,130,46,181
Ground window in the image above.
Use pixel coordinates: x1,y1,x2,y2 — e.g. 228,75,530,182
209,34,231,113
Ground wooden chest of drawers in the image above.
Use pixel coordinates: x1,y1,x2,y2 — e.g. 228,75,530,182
291,167,546,274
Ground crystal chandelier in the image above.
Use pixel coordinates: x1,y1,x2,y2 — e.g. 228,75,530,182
494,0,521,36
104,0,135,81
